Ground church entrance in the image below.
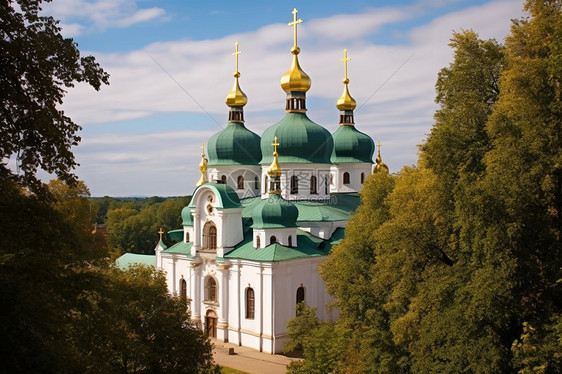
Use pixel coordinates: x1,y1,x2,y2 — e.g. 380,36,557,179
205,309,218,338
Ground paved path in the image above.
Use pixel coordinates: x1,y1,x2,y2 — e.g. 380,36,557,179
212,341,301,374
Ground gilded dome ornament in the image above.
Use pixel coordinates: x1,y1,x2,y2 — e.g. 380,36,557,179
267,136,282,179
196,142,209,187
374,140,389,174
280,8,311,93
336,48,357,112
225,41,248,108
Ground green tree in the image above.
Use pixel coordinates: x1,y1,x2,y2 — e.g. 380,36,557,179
68,265,214,373
1,0,109,190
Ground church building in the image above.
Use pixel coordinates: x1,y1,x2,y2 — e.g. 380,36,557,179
151,9,388,354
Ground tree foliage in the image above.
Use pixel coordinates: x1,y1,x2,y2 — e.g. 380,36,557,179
288,1,562,372
0,0,109,190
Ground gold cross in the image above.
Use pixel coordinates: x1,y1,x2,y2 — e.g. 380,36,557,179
233,41,241,74
341,49,351,81
288,8,302,49
158,227,164,241
200,141,205,157
271,136,279,153
377,139,381,149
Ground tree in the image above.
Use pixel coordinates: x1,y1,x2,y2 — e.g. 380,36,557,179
1,0,109,190
67,265,215,374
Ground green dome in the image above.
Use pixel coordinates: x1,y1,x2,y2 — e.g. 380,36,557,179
252,194,299,229
260,112,333,164
181,206,193,226
208,122,262,166
331,125,375,163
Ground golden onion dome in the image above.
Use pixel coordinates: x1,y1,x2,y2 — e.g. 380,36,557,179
336,49,356,111
267,136,282,178
225,72,248,107
336,79,356,111
374,141,389,174
280,52,311,93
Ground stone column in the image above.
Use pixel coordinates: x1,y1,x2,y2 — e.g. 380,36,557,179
216,264,231,342
190,261,202,328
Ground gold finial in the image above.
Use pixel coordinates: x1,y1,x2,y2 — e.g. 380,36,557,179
288,8,302,55
336,48,357,111
374,140,389,174
280,9,311,93
267,136,282,180
196,142,208,187
158,227,164,241
225,41,248,108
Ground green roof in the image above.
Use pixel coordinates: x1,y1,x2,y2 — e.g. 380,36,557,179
163,241,193,256
116,253,155,270
260,112,334,165
331,125,375,163
208,122,262,166
252,194,299,229
241,193,360,222
188,183,242,209
224,228,345,262
168,229,183,242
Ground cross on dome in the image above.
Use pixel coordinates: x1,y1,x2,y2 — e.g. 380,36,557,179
341,48,351,83
288,8,302,54
233,41,241,77
271,136,279,155
158,227,164,241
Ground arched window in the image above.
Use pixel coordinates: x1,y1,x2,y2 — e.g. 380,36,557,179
185,232,190,242
202,222,217,251
296,286,305,304
180,279,187,302
270,236,277,245
246,288,255,319
330,173,334,185
220,175,227,184
254,175,259,189
361,172,365,184
291,175,298,194
264,175,269,194
256,235,261,248
207,277,217,302
343,172,350,185
237,175,244,190
325,176,329,194
310,175,317,194
288,235,293,247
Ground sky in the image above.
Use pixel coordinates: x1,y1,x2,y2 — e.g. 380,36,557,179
35,0,526,196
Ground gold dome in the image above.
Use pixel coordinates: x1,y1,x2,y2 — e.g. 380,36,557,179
336,49,356,111
225,73,248,107
267,136,282,178
280,53,311,93
225,42,248,107
374,140,389,174
280,8,311,93
336,80,356,110
196,142,208,187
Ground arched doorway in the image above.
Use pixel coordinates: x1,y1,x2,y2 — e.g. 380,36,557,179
205,309,218,338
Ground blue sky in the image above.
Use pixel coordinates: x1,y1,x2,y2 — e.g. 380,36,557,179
37,0,525,196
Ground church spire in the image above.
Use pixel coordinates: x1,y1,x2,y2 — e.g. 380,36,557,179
267,136,282,194
196,142,208,187
225,41,248,122
336,48,357,125
374,140,389,173
280,8,311,112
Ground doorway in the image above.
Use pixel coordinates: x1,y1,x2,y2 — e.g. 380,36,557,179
205,309,218,338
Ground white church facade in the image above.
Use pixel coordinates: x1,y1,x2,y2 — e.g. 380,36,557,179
122,9,389,354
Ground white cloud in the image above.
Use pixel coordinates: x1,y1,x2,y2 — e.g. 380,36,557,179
61,0,525,195
42,0,166,35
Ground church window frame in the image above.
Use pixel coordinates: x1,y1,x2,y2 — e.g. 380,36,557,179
237,175,244,190
310,175,317,194
264,175,269,194
256,235,261,248
270,236,277,245
288,235,293,247
185,232,190,242
325,176,329,194
291,175,298,194
246,287,255,319
220,175,227,184
296,286,305,306
361,172,365,184
206,277,217,302
343,172,350,185
202,221,217,251
254,175,259,189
